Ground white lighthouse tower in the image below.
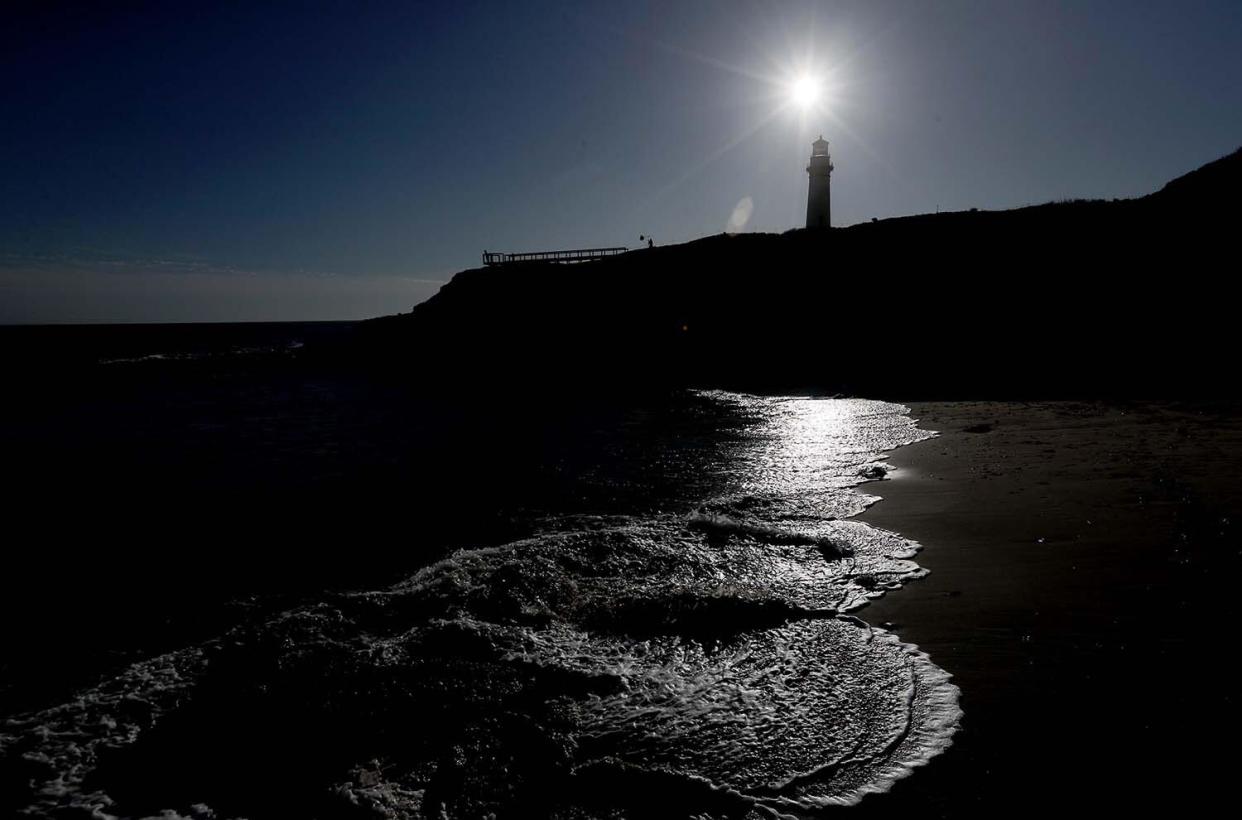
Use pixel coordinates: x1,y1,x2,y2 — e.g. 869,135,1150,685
806,136,833,229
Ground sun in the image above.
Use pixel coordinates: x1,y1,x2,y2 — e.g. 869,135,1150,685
788,75,820,110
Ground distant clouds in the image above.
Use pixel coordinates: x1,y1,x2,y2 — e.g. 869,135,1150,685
0,250,446,324
1,249,254,278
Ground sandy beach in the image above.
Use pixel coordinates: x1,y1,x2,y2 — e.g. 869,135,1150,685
853,400,1242,817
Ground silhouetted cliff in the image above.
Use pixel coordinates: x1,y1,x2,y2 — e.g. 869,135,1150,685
347,147,1241,399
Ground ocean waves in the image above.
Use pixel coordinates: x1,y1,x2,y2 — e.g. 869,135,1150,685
0,395,960,818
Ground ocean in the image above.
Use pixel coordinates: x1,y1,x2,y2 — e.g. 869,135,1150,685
0,322,960,818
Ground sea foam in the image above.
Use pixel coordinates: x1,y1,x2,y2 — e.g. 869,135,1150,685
0,394,959,818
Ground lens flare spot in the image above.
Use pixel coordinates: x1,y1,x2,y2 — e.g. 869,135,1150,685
727,196,755,233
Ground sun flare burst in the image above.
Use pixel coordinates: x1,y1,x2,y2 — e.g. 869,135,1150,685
637,28,860,206
789,75,821,110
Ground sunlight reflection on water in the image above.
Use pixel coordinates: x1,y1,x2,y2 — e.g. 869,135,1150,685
0,392,959,818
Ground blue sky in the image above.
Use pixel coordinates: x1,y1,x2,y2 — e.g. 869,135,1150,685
4,1,1241,323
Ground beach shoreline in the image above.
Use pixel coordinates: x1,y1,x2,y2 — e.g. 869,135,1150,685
851,400,1242,816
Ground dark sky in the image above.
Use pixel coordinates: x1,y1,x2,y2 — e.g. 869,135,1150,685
4,1,1241,323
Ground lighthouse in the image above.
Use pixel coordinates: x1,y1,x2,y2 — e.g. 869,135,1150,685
805,136,833,229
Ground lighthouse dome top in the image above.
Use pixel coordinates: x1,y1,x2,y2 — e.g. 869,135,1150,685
811,135,830,155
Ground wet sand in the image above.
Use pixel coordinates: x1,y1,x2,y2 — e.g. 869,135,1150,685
854,401,1242,817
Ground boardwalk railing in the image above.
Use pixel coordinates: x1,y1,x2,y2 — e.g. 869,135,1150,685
482,247,629,266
